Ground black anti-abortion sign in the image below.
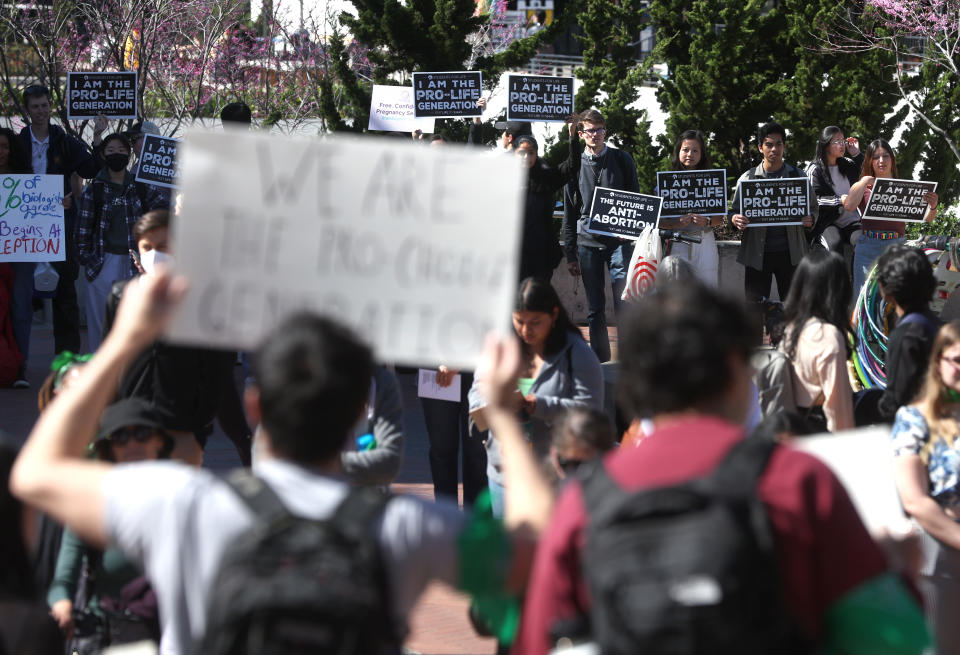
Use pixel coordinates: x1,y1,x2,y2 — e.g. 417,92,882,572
67,72,137,120
411,72,482,119
506,75,575,123
135,134,179,189
862,178,937,223
586,187,662,239
738,177,810,227
656,169,727,218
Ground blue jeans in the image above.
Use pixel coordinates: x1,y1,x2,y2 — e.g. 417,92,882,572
10,262,36,364
853,234,905,301
578,242,633,363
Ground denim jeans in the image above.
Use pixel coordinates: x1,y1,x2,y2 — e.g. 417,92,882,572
578,242,633,363
10,262,36,363
853,234,905,301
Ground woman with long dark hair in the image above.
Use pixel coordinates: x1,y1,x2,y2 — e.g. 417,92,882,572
469,277,603,516
843,139,938,297
658,129,721,286
892,321,960,653
806,126,863,252
779,250,855,432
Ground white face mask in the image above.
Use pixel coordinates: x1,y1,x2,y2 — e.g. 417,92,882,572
140,249,173,275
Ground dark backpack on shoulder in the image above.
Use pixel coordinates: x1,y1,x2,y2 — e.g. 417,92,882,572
580,437,811,655
194,471,399,655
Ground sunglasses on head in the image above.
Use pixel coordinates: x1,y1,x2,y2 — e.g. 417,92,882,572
109,425,167,445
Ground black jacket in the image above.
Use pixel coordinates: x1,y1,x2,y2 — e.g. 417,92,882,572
562,147,639,261
17,124,99,194
878,311,941,421
807,152,864,238
521,136,581,280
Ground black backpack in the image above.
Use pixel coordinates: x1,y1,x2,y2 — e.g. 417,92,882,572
194,471,399,655
580,437,811,655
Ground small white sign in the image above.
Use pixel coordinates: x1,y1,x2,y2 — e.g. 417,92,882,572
167,130,524,369
368,85,436,133
417,368,462,402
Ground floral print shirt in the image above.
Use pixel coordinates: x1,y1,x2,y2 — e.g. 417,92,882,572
892,405,960,511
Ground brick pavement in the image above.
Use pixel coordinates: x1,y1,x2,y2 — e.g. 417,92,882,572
0,319,616,655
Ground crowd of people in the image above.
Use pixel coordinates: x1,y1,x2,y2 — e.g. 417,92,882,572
0,85,955,655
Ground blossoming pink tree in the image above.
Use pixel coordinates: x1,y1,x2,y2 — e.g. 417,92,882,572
822,0,960,164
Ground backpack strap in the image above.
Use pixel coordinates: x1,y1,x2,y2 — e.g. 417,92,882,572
579,459,628,527
705,437,777,500
222,469,290,524
224,469,391,538
135,181,150,213
331,487,392,543
92,180,104,219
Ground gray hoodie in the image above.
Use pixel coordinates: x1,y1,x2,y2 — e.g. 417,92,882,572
469,331,604,486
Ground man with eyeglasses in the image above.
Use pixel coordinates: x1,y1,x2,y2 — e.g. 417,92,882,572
562,109,639,363
12,84,100,388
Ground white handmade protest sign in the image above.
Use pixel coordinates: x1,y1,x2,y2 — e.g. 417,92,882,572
167,131,524,369
0,174,65,262
368,85,436,133
792,426,909,537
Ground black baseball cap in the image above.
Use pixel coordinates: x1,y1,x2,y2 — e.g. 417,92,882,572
99,397,171,438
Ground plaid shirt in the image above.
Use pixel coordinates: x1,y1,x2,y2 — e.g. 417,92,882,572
76,171,169,281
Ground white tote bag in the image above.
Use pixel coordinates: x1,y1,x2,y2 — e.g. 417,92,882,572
621,224,662,302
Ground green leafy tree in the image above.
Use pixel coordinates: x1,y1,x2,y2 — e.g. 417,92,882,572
570,0,660,190
650,0,898,181
319,0,575,134
891,62,960,207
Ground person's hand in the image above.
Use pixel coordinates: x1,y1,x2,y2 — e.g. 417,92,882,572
801,215,814,228
412,129,422,140
92,114,108,142
567,121,577,138
62,192,72,211
477,334,522,413
845,137,860,157
676,214,693,228
50,599,74,639
923,191,939,209
861,175,876,189
110,270,188,352
523,393,537,414
473,97,487,124
435,365,459,388
567,260,581,277
731,214,750,230
690,213,710,227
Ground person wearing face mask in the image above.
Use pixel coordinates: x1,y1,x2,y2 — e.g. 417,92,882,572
76,133,168,352
515,121,580,282
101,211,253,468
